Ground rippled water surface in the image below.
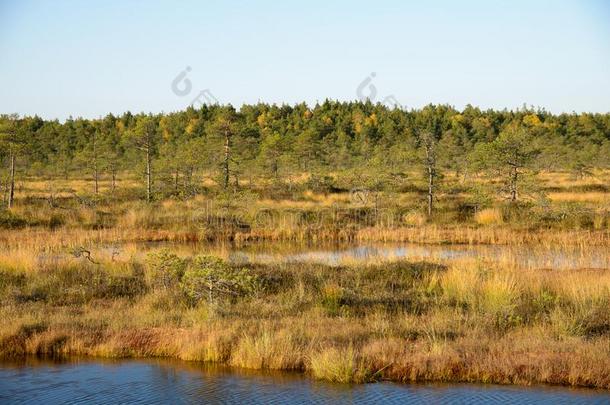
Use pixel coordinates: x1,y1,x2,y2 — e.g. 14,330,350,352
1,358,608,404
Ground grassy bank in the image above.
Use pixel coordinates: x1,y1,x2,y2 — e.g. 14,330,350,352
1,251,609,388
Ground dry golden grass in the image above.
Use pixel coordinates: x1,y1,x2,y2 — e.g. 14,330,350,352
402,211,427,226
1,172,610,388
230,329,304,370
355,225,609,247
548,192,610,203
15,177,141,198
474,208,504,225
3,171,609,248
1,253,610,388
309,345,370,383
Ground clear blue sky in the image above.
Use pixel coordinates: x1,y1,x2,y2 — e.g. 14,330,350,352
1,0,609,120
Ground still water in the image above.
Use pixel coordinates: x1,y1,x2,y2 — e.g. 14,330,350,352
226,243,610,269
1,358,608,404
109,241,610,270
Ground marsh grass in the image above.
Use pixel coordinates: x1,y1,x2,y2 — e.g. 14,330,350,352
474,208,504,225
0,174,609,387
310,345,371,383
2,172,609,248
0,251,609,388
230,329,305,370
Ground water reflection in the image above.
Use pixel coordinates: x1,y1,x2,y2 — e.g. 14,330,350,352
159,242,609,270
1,357,608,404
31,241,610,271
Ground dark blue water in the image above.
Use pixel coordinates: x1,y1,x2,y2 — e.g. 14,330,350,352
1,358,609,404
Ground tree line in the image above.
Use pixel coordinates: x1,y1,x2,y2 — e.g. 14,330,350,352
1,102,609,213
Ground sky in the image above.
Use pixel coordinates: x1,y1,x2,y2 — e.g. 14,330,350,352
0,0,609,120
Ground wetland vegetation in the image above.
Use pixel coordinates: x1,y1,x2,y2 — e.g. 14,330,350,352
0,104,609,389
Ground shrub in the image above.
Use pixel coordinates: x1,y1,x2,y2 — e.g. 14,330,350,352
181,255,260,305
145,249,187,290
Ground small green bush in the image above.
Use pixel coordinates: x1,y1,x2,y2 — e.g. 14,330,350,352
181,255,260,305
145,249,187,290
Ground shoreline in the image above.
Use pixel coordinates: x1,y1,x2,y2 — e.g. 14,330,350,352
1,329,610,390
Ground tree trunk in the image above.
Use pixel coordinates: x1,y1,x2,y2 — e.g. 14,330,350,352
427,164,434,217
93,132,98,195
223,129,230,189
146,146,152,203
424,142,435,217
8,152,15,209
272,159,278,181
